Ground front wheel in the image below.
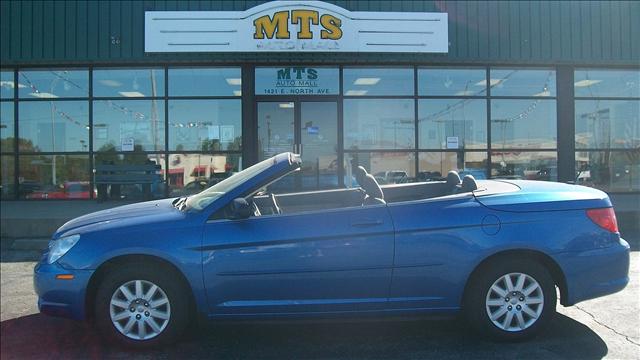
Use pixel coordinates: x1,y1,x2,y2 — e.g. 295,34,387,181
94,264,190,348
464,259,557,341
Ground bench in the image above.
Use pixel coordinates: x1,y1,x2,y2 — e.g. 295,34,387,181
94,164,163,202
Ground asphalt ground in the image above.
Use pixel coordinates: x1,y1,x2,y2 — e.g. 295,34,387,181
1,246,638,360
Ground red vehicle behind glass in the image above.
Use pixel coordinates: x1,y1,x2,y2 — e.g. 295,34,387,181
26,181,92,199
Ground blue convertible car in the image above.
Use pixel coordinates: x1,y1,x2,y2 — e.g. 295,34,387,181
34,152,630,347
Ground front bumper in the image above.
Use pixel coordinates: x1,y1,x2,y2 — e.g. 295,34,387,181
33,260,93,320
554,238,630,306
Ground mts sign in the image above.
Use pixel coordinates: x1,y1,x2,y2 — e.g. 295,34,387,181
253,10,342,40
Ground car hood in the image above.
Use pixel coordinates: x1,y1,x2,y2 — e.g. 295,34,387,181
54,198,183,237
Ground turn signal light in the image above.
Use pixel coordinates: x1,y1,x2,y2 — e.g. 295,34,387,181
55,274,75,280
586,208,619,233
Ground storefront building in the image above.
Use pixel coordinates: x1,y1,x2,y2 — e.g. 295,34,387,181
0,1,638,216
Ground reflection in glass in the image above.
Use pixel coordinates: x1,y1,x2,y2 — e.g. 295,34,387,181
489,68,556,97
575,151,639,192
419,99,487,149
345,152,415,185
257,102,295,160
574,69,640,98
94,153,166,200
168,68,241,96
344,99,415,150
418,152,488,181
1,71,15,99
418,68,487,96
1,155,14,199
343,68,414,96
18,69,88,98
1,102,14,152
575,100,639,149
167,153,241,196
93,68,165,97
491,99,557,149
300,102,338,190
19,155,90,199
169,100,241,151
93,100,164,152
19,101,89,152
491,151,557,181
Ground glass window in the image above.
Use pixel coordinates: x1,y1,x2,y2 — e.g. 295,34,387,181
1,155,14,199
491,151,557,181
93,68,165,98
343,68,414,96
418,99,487,149
576,151,639,192
93,100,165,152
167,153,241,196
344,99,415,150
345,152,416,185
19,155,90,199
255,67,339,95
575,69,640,98
418,68,487,96
575,100,639,149
1,102,14,152
489,69,556,97
1,71,15,99
491,100,557,149
94,153,166,200
168,100,241,151
18,69,88,98
168,68,241,97
18,101,89,152
418,152,488,181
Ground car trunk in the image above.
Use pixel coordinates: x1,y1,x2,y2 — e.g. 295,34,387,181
474,180,612,212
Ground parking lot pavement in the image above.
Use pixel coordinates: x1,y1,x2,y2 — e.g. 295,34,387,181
1,250,638,360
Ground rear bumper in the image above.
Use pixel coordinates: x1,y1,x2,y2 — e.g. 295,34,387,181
554,238,630,306
33,261,93,320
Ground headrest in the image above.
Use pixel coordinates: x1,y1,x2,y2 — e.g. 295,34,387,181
460,175,478,193
446,171,461,187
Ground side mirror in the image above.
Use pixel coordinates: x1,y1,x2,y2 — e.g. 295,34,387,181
229,198,251,220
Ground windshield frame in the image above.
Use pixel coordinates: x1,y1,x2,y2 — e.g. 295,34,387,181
185,153,300,212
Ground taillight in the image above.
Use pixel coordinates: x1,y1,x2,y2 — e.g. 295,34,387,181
586,208,619,233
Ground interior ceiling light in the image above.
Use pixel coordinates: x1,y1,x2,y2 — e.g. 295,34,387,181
118,91,145,97
226,78,242,86
98,79,123,87
353,78,380,85
29,92,58,98
455,90,475,96
475,79,503,87
233,90,242,96
345,90,368,96
533,90,551,97
0,80,27,89
574,79,602,87
279,102,294,108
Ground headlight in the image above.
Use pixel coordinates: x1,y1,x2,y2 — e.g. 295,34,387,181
47,234,80,264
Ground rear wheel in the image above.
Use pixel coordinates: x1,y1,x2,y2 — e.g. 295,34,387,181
94,264,189,348
464,258,556,341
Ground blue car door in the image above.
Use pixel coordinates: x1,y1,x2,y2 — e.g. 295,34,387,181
202,204,394,316
386,194,485,311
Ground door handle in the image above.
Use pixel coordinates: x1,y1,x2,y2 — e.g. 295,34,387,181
350,219,383,227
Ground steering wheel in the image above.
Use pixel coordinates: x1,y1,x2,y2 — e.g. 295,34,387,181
270,193,281,215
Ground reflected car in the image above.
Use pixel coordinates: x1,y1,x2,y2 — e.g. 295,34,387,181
26,181,92,199
34,152,630,348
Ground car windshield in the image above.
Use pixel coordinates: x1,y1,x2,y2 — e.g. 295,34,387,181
185,157,278,211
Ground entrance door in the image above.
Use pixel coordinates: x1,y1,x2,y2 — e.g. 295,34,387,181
257,100,338,191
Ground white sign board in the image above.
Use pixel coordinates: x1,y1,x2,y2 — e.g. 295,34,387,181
255,67,339,95
145,1,448,53
121,138,135,152
446,136,459,149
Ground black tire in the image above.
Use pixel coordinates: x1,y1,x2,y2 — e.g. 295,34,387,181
464,258,556,341
94,263,190,349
